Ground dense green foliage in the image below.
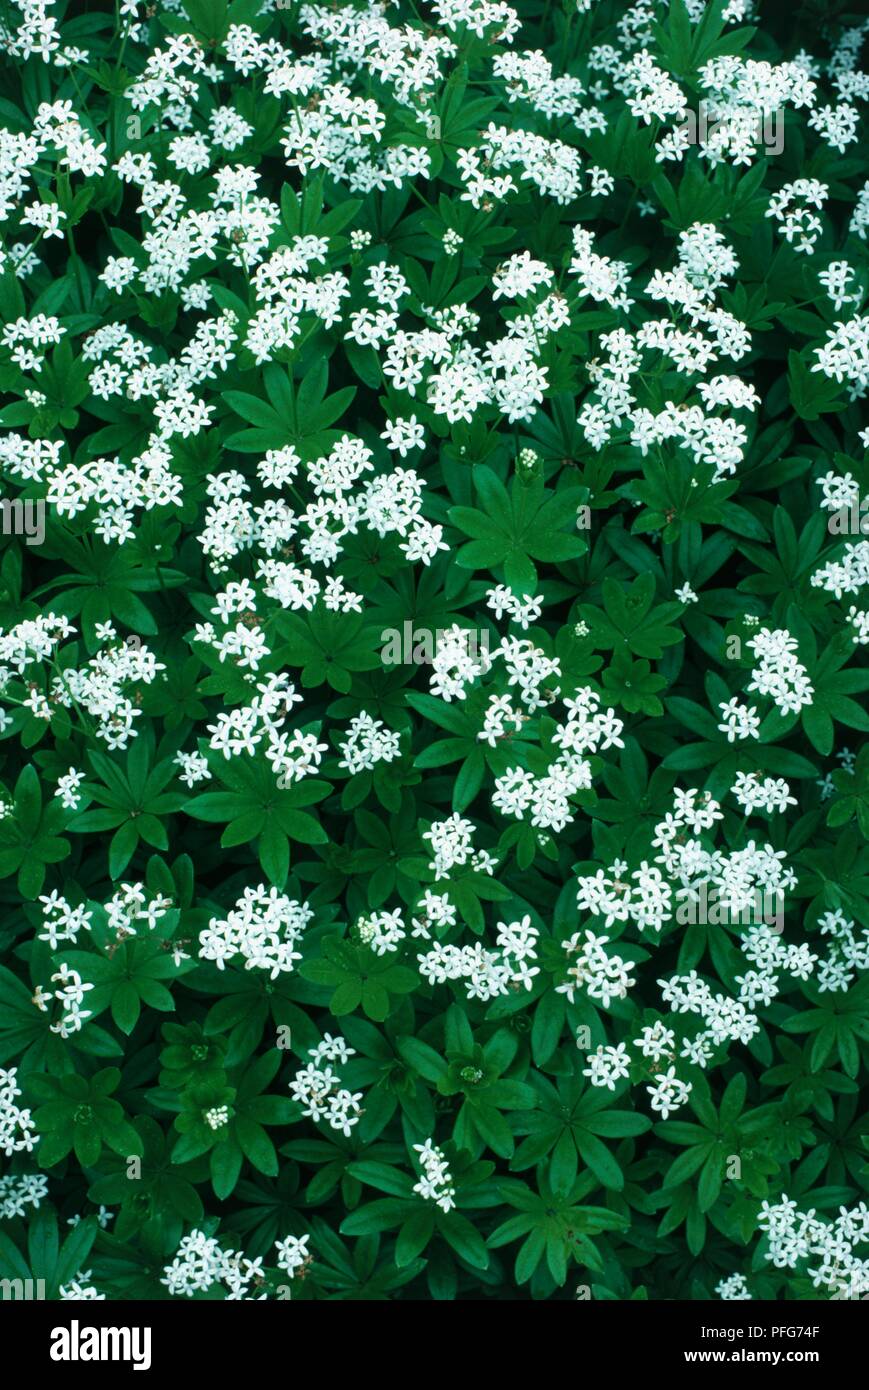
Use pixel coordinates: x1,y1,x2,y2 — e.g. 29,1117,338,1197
0,0,867,1302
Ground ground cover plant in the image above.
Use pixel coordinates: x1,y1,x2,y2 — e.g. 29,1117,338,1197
0,0,867,1304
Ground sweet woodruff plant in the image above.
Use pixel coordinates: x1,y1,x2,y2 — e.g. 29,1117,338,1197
0,0,867,1303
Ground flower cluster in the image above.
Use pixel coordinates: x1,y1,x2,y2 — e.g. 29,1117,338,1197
0,1069,37,1157
412,1140,456,1212
758,1197,869,1299
198,887,314,978
287,1037,364,1138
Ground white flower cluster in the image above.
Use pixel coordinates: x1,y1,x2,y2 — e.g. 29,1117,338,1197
716,1273,752,1300
431,625,494,703
105,882,174,937
815,908,869,994
739,925,817,1006
746,627,814,715
485,585,543,631
392,894,450,955
495,48,586,119
815,467,863,515
477,692,528,748
436,630,562,710
161,1229,268,1300
423,812,497,882
0,619,167,750
575,224,755,478
758,1196,869,1298
569,227,633,312
274,1233,311,1281
811,536,869,603
656,55,815,168
198,886,314,979
813,313,869,399
846,605,869,645
766,179,829,254
288,1035,363,1137
557,930,636,1009
417,914,539,1001
356,908,406,956
717,697,761,742
0,1171,48,1219
37,884,181,988
32,962,94,1039
37,890,94,948
458,122,582,208
59,1270,104,1300
583,1043,631,1091
338,712,401,774
196,431,445,587
560,765,848,1118
620,47,688,126
2,314,64,372
54,767,85,810
412,1139,456,1212
645,1066,694,1120
731,771,797,816
0,612,73,674
659,971,760,1058
583,787,799,937
203,672,324,792
421,615,625,834
0,1068,37,1157
818,260,863,314
494,686,624,834
281,82,428,194
7,428,183,546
